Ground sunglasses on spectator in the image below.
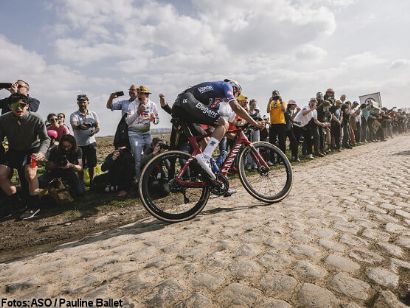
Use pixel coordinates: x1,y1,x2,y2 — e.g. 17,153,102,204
10,102,28,109
50,118,58,122
17,84,28,89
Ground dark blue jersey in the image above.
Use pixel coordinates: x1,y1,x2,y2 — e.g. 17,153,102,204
184,81,235,106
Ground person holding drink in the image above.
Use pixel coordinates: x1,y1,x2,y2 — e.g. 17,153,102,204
126,85,159,182
0,93,50,219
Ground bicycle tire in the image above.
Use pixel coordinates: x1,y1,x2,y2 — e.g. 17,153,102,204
138,150,211,222
238,141,293,203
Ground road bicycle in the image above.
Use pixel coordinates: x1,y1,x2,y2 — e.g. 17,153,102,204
138,120,293,222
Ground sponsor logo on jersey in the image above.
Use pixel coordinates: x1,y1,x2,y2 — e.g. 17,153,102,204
195,103,219,118
198,85,214,94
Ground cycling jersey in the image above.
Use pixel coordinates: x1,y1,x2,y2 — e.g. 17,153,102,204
184,81,236,107
172,81,236,126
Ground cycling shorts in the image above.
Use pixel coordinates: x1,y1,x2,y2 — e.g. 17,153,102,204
172,92,221,126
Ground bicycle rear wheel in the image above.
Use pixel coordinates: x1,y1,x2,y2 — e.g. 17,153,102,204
138,150,211,222
238,141,293,203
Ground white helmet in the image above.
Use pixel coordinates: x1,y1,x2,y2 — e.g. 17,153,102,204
224,79,242,94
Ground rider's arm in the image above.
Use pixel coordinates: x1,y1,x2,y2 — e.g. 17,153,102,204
229,100,259,127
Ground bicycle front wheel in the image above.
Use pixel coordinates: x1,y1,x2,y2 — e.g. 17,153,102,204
138,150,211,223
238,141,293,203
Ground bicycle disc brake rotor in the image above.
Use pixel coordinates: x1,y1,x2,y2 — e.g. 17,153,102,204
210,173,229,196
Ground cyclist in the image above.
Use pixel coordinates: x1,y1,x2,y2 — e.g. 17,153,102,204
172,79,264,179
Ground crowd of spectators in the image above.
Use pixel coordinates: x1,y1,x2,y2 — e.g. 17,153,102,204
0,79,409,220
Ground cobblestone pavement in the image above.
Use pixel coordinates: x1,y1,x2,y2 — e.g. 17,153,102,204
1,135,410,307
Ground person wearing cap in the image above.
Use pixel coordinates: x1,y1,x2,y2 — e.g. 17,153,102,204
70,94,100,184
266,90,287,161
0,80,40,115
0,93,50,219
126,85,159,182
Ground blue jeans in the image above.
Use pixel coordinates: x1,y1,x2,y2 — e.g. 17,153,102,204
128,131,152,181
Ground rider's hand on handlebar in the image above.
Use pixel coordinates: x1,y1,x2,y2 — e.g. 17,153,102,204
254,121,265,130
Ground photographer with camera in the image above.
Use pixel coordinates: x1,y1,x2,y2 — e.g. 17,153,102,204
39,134,84,198
70,94,100,184
0,80,40,115
0,93,50,219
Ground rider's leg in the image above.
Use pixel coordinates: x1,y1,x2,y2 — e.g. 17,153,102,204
202,118,228,158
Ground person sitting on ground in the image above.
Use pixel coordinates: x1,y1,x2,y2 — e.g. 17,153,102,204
0,93,50,219
92,146,135,197
39,134,84,198
171,79,263,179
46,113,70,141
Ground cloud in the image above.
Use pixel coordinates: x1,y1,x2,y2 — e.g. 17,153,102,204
390,59,410,70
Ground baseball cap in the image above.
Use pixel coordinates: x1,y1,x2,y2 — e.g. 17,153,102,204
77,94,89,101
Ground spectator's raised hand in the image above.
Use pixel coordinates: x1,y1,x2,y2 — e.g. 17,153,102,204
159,94,166,107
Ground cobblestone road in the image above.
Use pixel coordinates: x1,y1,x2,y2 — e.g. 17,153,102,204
1,135,410,307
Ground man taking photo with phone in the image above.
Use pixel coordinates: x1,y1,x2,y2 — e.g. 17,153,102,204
0,80,40,115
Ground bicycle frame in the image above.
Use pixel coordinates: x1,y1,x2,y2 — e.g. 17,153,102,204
175,126,269,188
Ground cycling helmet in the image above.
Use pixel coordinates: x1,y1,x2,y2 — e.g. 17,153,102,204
224,79,242,94
326,88,334,94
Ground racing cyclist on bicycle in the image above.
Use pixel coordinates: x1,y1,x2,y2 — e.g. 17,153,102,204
172,79,264,180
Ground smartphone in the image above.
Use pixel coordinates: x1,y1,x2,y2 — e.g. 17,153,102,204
0,83,13,89
114,91,124,97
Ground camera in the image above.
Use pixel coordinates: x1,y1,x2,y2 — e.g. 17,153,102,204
0,83,12,89
114,91,124,97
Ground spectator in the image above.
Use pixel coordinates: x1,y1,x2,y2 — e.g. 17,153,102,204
47,113,70,141
340,94,347,104
141,139,170,198
106,84,138,116
57,113,72,134
324,88,336,105
107,84,139,149
248,99,261,142
293,98,327,159
341,102,353,149
316,92,332,153
92,146,135,197
70,94,100,183
351,101,362,144
330,100,343,151
0,80,40,115
267,90,287,160
284,100,300,162
126,85,159,182
39,134,84,198
0,93,50,219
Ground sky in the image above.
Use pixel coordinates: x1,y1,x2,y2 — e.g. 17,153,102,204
1,0,410,136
